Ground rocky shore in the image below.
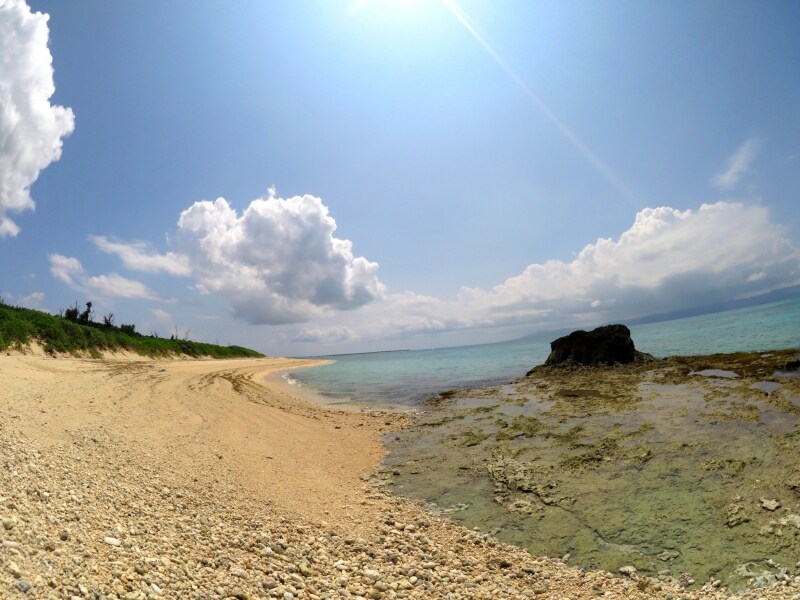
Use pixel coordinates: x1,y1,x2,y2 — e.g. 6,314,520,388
1,352,799,599
379,349,800,596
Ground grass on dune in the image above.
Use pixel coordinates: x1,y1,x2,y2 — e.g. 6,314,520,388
0,300,264,359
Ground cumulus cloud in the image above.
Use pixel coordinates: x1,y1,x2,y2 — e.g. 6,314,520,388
48,253,167,301
97,190,385,325
712,139,759,190
459,202,797,318
175,191,384,324
0,0,74,237
90,235,191,276
288,202,800,346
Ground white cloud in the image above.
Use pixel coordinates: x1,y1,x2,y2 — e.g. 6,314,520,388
176,192,384,325
152,308,172,322
48,253,167,301
175,192,385,324
49,253,83,287
459,202,797,317
90,235,191,276
99,190,385,325
712,138,759,191
16,290,44,309
84,194,799,352
287,202,800,347
0,0,74,237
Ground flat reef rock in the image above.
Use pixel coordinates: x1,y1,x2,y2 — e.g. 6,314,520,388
530,324,653,374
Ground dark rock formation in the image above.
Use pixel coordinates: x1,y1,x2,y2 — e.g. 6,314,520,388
532,324,651,372
784,358,800,371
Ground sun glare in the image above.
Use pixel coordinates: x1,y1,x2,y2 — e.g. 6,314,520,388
348,0,427,19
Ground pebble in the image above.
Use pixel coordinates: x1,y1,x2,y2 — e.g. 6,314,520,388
760,498,781,511
8,561,21,578
363,568,381,581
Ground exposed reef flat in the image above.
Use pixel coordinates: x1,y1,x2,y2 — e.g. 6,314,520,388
379,348,800,594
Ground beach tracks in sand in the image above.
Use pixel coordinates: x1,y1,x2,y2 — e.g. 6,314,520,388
0,355,389,524
0,353,794,599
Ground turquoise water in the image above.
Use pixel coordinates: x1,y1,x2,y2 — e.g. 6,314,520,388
291,298,800,406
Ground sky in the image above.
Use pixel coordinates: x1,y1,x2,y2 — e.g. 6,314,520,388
1,0,799,356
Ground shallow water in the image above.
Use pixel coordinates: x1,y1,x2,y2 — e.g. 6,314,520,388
377,352,800,591
692,369,739,378
292,298,800,407
288,300,800,589
751,381,782,396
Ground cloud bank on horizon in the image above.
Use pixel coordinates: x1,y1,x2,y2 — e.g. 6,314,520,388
279,200,800,346
0,0,74,237
65,194,799,348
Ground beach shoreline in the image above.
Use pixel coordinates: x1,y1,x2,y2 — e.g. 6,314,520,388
263,367,417,414
0,351,796,599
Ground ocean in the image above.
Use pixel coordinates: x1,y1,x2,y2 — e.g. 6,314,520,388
289,298,800,407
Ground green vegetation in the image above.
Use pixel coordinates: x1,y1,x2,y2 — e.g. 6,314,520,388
0,299,263,359
557,424,656,471
456,427,490,447
495,415,545,440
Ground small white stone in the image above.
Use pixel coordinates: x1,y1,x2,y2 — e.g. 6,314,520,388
8,561,21,578
760,498,781,511
229,567,247,578
104,536,121,546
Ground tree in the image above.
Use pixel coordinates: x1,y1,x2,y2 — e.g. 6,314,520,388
102,313,114,327
78,301,94,324
64,302,80,322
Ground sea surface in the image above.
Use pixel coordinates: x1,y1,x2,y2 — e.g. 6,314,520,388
290,298,800,407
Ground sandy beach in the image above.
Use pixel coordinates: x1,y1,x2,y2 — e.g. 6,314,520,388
1,351,797,599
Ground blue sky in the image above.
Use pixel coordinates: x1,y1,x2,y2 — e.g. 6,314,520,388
2,0,799,354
